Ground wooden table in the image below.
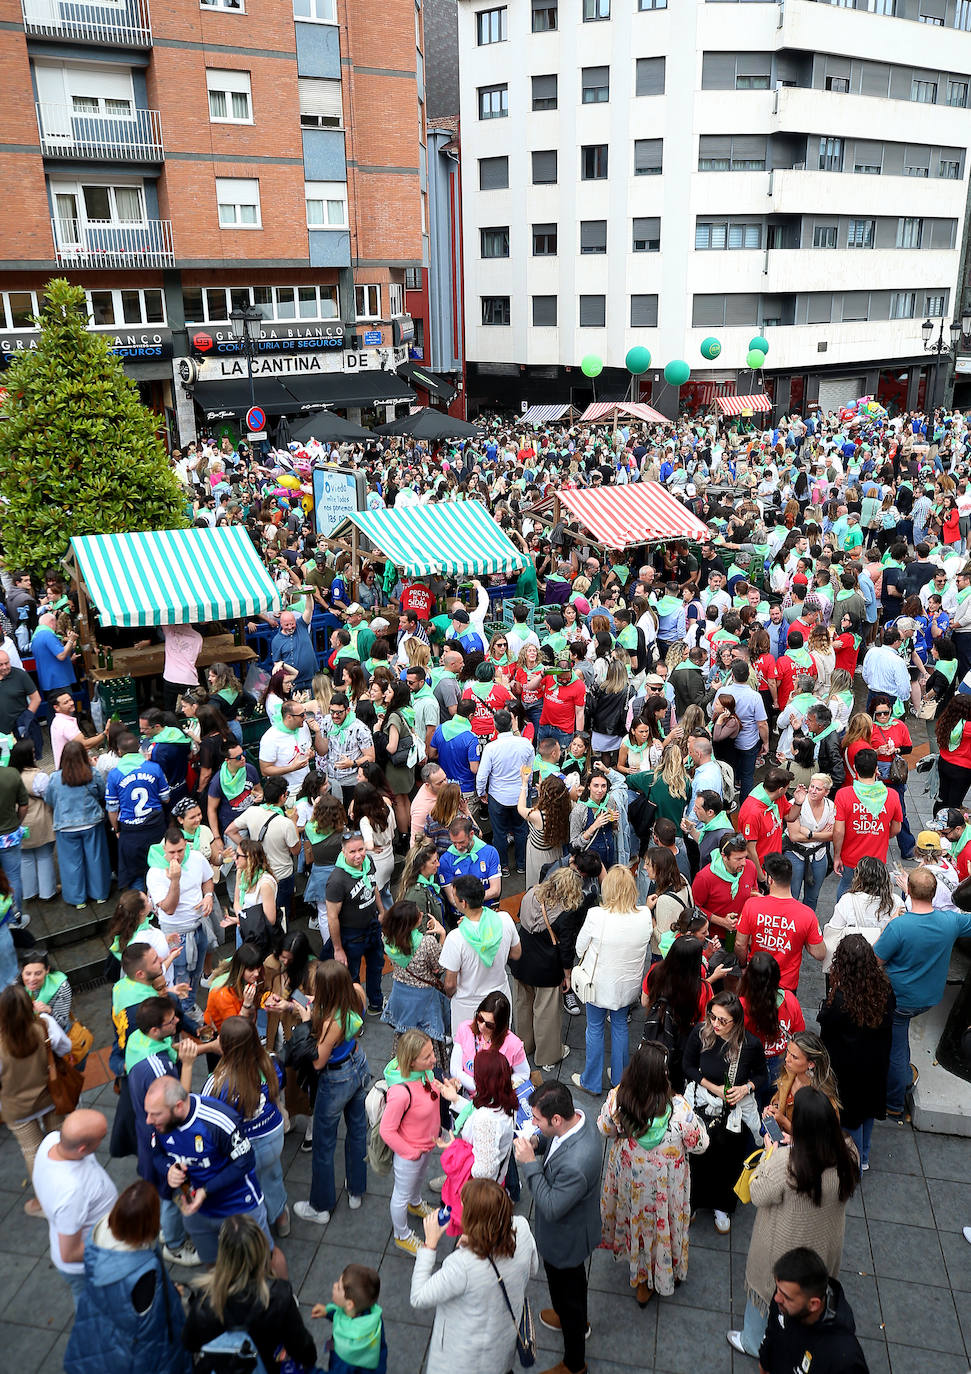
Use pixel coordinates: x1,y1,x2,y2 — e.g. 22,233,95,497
84,634,256,683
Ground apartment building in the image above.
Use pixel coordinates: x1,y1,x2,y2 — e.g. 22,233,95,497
0,0,430,442
457,0,971,416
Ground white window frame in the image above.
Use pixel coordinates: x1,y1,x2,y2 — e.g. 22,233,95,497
52,180,146,228
182,284,340,324
355,284,381,320
292,0,336,21
889,290,916,319
201,0,244,11
305,180,348,228
1,290,41,331
896,216,923,249
216,177,261,229
388,283,404,317
84,287,167,328
847,218,875,248
206,69,253,125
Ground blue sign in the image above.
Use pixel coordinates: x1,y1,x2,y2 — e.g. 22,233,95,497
363,330,382,346
245,405,266,432
312,466,366,537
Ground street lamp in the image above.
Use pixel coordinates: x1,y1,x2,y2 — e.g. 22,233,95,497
921,312,969,411
228,305,263,419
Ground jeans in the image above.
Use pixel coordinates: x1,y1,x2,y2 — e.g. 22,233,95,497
117,814,167,891
55,824,111,905
835,864,856,900
276,873,295,923
322,921,385,1010
487,796,527,871
739,1296,768,1356
735,744,758,803
20,843,56,901
522,703,542,738
889,784,915,859
0,842,23,918
847,1118,874,1167
16,708,43,761
606,770,630,867
252,1120,287,1223
161,920,210,1025
390,1150,432,1237
580,1002,630,1093
161,1197,186,1250
309,1044,370,1214
63,1270,88,1311
544,1260,588,1373
787,850,828,911
537,724,573,751
887,1005,931,1113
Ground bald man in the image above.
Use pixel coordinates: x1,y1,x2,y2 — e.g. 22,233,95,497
29,611,77,695
32,1109,118,1307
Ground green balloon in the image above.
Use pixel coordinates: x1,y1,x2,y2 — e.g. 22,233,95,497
747,348,766,370
700,336,722,361
625,346,651,375
580,354,603,378
664,359,691,387
749,335,769,356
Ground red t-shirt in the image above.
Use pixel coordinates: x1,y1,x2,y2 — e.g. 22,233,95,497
871,720,912,781
754,653,778,694
737,894,822,992
940,719,971,768
738,794,791,863
844,738,869,782
539,675,586,732
954,831,971,881
833,783,903,867
462,683,513,738
514,665,544,710
775,655,817,710
832,633,860,676
400,582,433,620
692,858,758,928
741,987,806,1059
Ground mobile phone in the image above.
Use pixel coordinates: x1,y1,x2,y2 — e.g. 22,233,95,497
762,1115,784,1144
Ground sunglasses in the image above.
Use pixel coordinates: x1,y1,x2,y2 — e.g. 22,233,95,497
874,711,891,718
709,1012,734,1027
342,829,363,841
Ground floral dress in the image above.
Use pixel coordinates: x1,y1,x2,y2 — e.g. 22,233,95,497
597,1089,709,1295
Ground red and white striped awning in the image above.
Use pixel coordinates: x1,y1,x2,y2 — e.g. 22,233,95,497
579,402,668,424
716,393,772,416
557,482,711,548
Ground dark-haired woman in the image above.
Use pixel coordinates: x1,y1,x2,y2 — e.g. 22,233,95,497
375,679,415,835
0,980,70,1215
439,1048,517,1187
936,693,971,808
597,1044,709,1306
730,1087,859,1357
194,703,233,801
381,891,447,1070
738,951,806,1105
641,935,714,1090
817,933,895,1171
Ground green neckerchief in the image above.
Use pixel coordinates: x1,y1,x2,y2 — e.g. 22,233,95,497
412,684,435,703
695,811,733,837
587,798,611,817
326,1304,384,1371
786,647,814,669
335,851,373,881
115,751,147,777
124,1027,176,1074
543,630,568,655
276,713,302,737
109,916,155,958
429,666,456,687
216,686,239,705
384,1056,436,1088
27,970,67,1007
219,760,249,800
831,689,854,714
153,726,191,745
182,826,204,853
851,779,888,818
835,587,856,602
882,555,903,572
0,733,14,767
957,585,971,606
654,595,681,617
147,842,186,870
749,783,781,825
490,653,512,667
458,905,504,966
635,1105,673,1150
673,658,699,673
935,657,959,684
811,721,840,747
441,715,473,741
611,563,630,585
237,868,266,903
618,624,638,650
710,848,742,896
327,712,359,751
446,835,484,861
950,822,971,858
383,927,422,969
789,692,818,719
534,757,561,780
712,628,739,645
563,753,586,773
948,720,968,752
468,679,494,702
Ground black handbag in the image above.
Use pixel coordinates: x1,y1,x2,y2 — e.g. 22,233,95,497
508,899,564,988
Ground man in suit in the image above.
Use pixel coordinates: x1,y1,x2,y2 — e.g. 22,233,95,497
514,1080,601,1374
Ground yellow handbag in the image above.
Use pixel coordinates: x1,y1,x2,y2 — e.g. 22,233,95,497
68,1018,95,1066
733,1148,764,1205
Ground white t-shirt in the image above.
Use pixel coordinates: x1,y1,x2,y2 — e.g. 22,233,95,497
32,1134,118,1273
440,911,520,1034
146,850,214,932
259,723,313,795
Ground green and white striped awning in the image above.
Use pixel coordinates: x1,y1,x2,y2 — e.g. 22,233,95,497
336,501,527,578
69,527,282,627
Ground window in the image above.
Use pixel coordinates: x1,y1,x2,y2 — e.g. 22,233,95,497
388,283,404,316
201,0,243,10
71,93,133,117
918,0,945,19
60,183,145,224
630,294,658,327
825,76,850,92
924,293,946,316
476,6,507,43
813,225,837,248
957,0,971,28
839,290,868,319
298,77,343,128
481,226,510,257
854,163,881,175
532,74,558,110
632,216,660,251
82,287,165,328
305,181,347,228
701,53,770,90
1,290,39,330
634,138,662,175
807,294,832,324
638,0,666,8
183,284,338,323
532,0,557,30
940,159,961,178
216,177,261,227
947,80,969,107
582,67,609,103
635,57,665,96
818,137,843,171
691,294,759,327
698,135,766,171
293,0,336,20
896,216,923,248
581,145,608,179
533,222,557,254
478,84,508,119
580,220,607,253
481,295,511,325
889,290,916,319
695,221,760,249
206,70,252,124
532,295,557,326
905,166,929,178
532,149,557,184
847,218,874,248
583,0,609,18
912,80,938,103
404,267,422,290
736,65,770,90
355,285,381,319
579,295,606,327
479,156,508,189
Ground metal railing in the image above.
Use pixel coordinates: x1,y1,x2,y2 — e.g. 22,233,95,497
22,0,152,47
36,104,163,160
51,217,174,268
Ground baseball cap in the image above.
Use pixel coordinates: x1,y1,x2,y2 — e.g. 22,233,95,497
792,573,809,586
344,602,363,615
916,831,942,851
451,607,470,624
572,595,591,617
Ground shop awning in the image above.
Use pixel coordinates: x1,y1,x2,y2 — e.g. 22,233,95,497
191,378,304,420
289,372,416,409
69,527,282,628
397,362,457,404
579,402,668,424
333,501,527,577
520,403,574,424
557,483,711,547
716,393,772,415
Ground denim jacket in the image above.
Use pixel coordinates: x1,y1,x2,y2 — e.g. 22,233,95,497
45,772,106,830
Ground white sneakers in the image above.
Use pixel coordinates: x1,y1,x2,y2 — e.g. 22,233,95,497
293,1202,331,1225
714,1210,732,1234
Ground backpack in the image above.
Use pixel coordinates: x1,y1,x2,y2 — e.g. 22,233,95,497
365,1079,412,1175
717,758,738,811
197,1331,268,1374
639,996,679,1057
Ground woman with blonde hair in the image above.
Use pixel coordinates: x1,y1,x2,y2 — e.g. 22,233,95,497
764,1030,840,1135
405,637,432,673
571,865,654,1095
646,742,689,829
311,670,333,722
512,864,583,1075
517,771,571,887
379,1027,444,1255
808,624,836,694
843,710,875,781
824,668,854,728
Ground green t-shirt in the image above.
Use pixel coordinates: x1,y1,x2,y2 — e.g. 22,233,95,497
516,558,539,606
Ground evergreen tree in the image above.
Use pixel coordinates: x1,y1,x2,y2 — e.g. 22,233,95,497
0,278,187,571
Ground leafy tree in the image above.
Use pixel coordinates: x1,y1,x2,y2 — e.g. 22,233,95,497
0,277,186,571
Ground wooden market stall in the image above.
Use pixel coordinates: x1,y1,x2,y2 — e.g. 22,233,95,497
528,481,713,552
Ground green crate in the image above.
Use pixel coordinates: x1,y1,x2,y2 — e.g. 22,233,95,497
502,598,542,629
98,676,137,712
240,714,271,750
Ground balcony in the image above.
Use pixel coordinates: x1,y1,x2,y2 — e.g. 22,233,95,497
22,0,152,48
37,104,163,162
52,217,174,268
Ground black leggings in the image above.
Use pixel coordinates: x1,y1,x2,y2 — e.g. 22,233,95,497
937,756,971,809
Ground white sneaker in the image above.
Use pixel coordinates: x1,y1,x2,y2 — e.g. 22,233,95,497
726,1331,749,1355
540,1047,570,1073
162,1240,201,1267
293,1201,331,1225
963,1225,971,1245
714,1210,732,1234
308,916,319,931
8,911,31,929
345,1183,362,1210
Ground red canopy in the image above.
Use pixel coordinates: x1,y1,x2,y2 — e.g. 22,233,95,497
557,482,711,547
716,393,772,415
579,402,668,424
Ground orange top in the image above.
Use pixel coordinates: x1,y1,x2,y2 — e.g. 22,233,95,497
203,983,243,1032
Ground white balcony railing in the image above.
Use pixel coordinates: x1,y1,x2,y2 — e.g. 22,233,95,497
52,217,174,268
36,104,163,161
22,0,152,47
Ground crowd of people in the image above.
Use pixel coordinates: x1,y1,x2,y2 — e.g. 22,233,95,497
2,400,971,1374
